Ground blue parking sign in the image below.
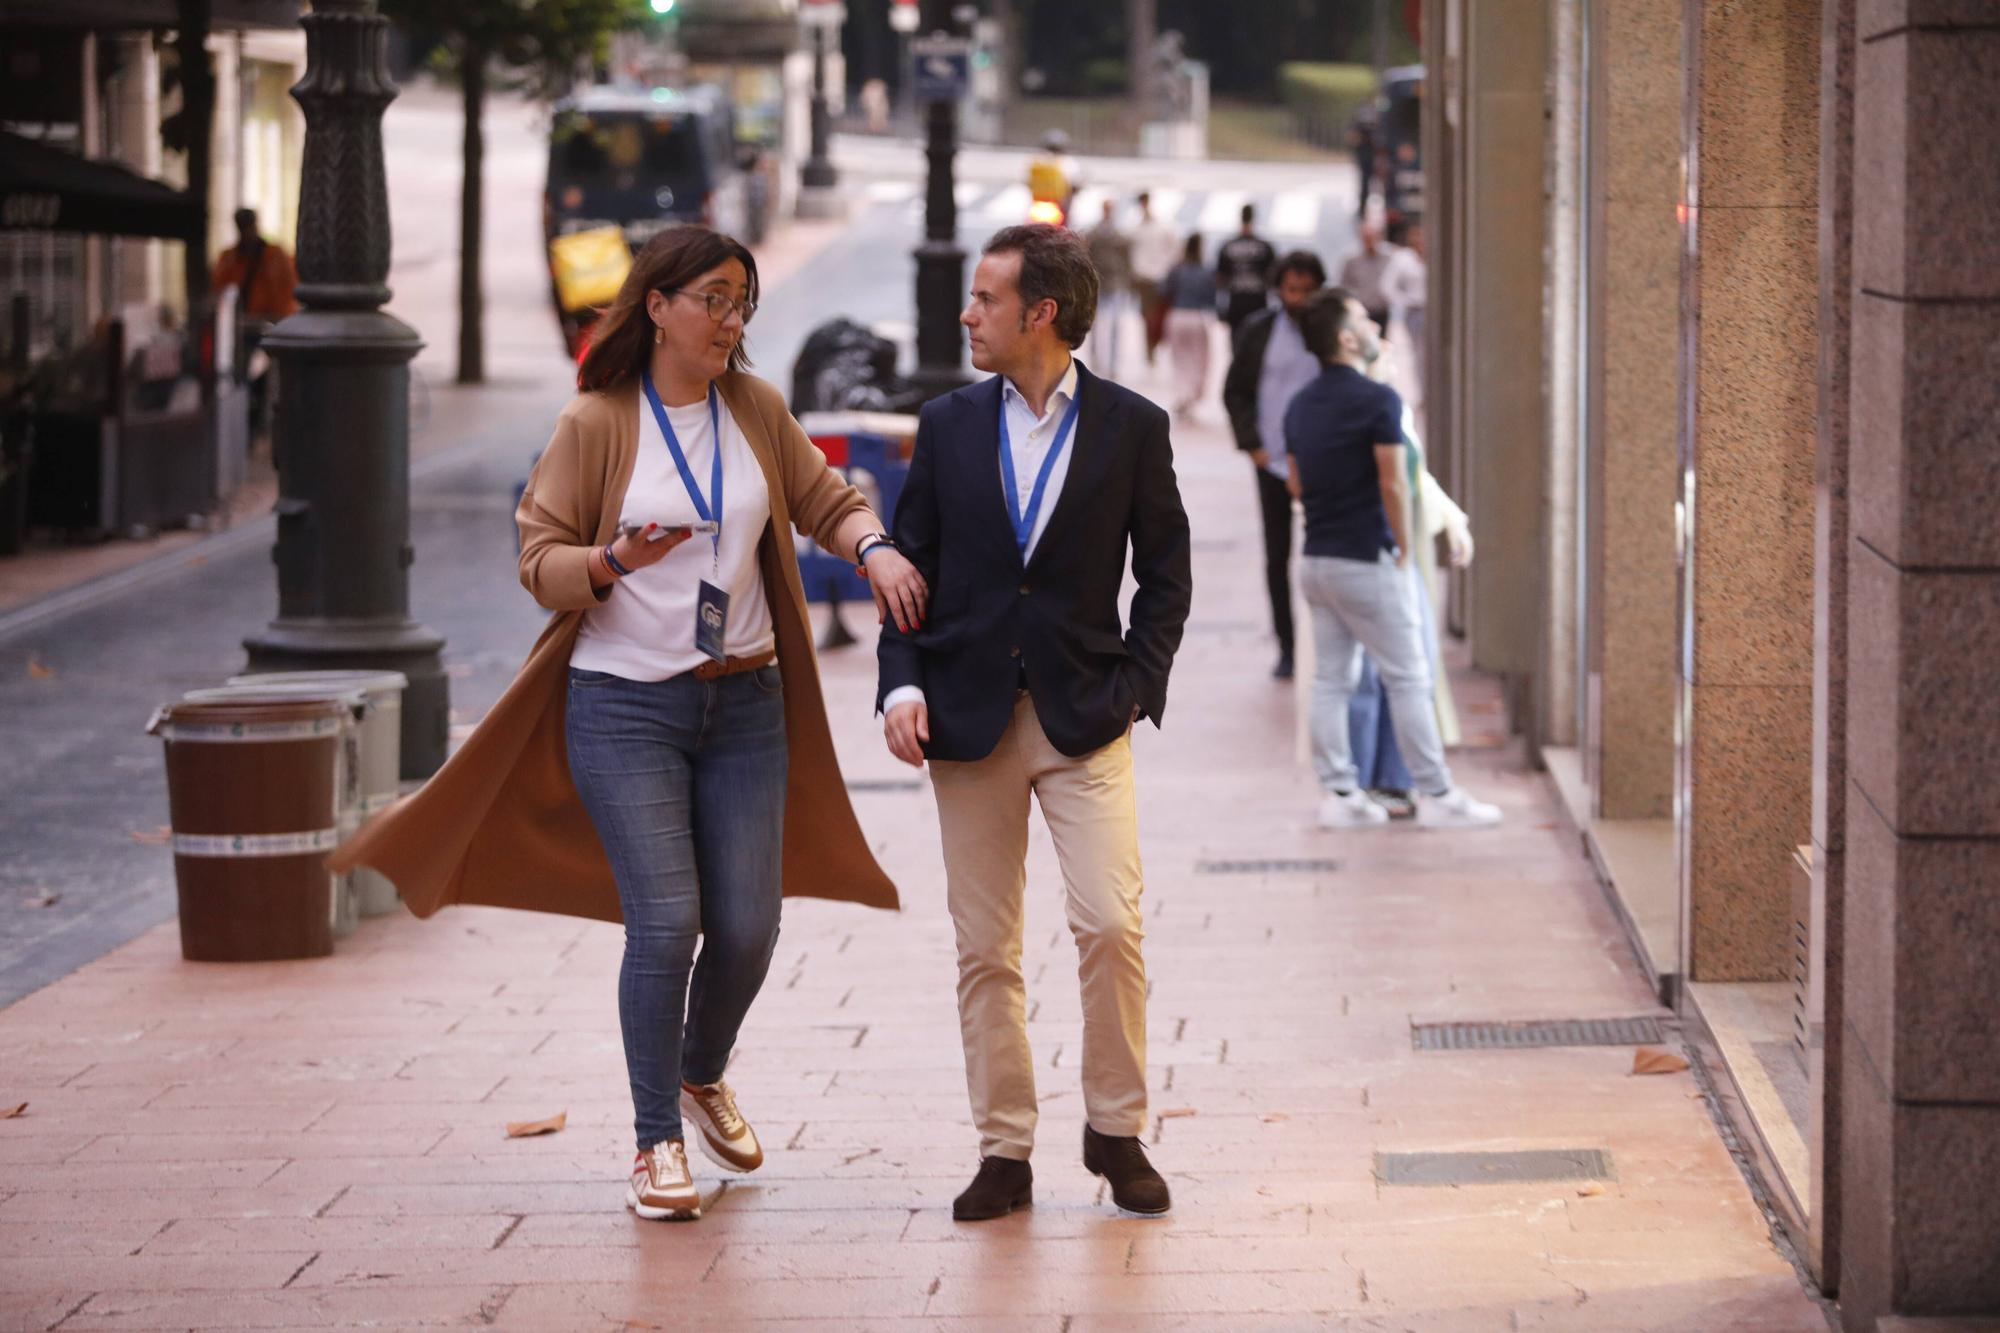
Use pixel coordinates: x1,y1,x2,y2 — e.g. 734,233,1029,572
911,35,971,102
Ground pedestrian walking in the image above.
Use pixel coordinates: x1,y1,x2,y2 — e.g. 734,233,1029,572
1221,249,1328,680
1381,219,1428,407
1283,287,1500,831
1347,419,1474,819
211,206,299,326
1128,191,1179,365
876,224,1192,1222
1083,199,1133,379
212,206,299,435
1338,220,1395,334
1161,234,1217,415
331,225,923,1223
1347,103,1379,220
1216,203,1277,333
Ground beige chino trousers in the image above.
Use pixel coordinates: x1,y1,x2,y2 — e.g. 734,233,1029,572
929,693,1149,1161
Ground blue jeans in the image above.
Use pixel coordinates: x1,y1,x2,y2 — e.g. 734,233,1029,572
1350,561,1443,791
1349,656,1414,792
565,664,789,1151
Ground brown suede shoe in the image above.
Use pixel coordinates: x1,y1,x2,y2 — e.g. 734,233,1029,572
952,1156,1033,1221
1083,1125,1171,1216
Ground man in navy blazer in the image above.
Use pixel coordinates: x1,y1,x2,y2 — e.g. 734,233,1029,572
875,225,1192,1221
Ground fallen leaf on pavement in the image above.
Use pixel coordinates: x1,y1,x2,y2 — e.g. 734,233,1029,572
1260,1112,1290,1123
1,1103,26,1119
1158,1107,1198,1120
504,1111,567,1138
1632,1047,1690,1075
1575,1182,1606,1198
128,826,172,846
22,890,58,908
26,657,54,680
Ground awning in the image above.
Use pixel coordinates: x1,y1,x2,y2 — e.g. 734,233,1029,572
0,132,199,240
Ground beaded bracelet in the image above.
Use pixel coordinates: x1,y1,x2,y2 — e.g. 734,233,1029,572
603,544,633,578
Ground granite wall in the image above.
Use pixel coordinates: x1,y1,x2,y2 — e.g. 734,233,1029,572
1588,0,1684,821
1837,5,2000,1324
1676,0,1821,983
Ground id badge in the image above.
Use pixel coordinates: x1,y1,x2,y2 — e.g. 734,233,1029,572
694,580,731,663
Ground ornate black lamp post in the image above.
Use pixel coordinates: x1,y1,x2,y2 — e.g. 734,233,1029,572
910,0,972,398
798,2,841,213
243,0,448,779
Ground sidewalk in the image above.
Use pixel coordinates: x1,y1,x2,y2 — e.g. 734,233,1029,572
0,350,1826,1330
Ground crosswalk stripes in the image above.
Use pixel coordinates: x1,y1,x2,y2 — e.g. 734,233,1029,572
1196,189,1248,234
1268,190,1322,237
881,182,1353,259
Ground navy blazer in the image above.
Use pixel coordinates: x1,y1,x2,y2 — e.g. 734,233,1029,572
875,361,1193,762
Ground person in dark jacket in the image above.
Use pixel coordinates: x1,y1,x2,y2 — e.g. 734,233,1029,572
1221,250,1327,679
876,224,1193,1224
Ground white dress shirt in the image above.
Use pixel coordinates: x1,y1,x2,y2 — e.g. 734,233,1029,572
883,358,1080,716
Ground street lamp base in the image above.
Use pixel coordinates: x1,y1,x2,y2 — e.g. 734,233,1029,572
243,617,449,780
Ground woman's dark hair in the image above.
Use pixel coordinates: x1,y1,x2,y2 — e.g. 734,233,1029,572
982,223,1098,348
577,224,759,392
1275,249,1327,286
1182,233,1203,263
1299,286,1362,361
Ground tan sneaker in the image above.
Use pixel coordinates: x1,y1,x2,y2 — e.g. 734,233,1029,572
680,1079,764,1174
627,1140,700,1221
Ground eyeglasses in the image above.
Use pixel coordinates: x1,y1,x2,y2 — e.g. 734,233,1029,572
664,288,758,325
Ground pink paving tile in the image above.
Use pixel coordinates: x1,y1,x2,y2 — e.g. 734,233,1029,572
57,1283,511,1330
491,1277,936,1324
134,1214,517,1254
0,400,1823,1328
0,1186,340,1222
505,1206,912,1248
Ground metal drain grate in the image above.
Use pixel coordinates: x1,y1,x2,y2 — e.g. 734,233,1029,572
1195,858,1342,875
846,779,924,793
1411,1016,1666,1051
1377,1148,1614,1186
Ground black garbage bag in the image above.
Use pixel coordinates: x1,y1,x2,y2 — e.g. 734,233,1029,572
789,318,926,416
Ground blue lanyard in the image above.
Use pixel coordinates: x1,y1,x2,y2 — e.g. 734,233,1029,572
641,371,722,566
997,378,1082,556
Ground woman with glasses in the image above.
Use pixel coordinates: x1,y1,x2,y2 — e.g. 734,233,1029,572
333,225,924,1222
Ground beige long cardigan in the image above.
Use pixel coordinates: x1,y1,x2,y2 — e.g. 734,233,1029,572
329,371,900,919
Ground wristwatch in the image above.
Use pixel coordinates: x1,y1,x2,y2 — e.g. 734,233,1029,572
856,532,896,562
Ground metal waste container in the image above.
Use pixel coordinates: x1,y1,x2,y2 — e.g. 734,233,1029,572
145,697,348,961
183,683,368,937
230,669,407,916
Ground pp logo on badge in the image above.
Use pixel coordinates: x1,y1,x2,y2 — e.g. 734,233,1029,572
701,604,724,631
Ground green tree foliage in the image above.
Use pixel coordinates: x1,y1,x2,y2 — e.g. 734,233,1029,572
379,0,651,382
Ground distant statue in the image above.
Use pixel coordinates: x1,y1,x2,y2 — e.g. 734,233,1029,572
1152,31,1193,121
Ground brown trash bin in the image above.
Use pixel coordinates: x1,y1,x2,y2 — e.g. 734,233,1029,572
183,684,367,937
145,697,348,962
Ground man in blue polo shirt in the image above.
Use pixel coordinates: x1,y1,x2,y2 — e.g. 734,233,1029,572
1283,287,1501,831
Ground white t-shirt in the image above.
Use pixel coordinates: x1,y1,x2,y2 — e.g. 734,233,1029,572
1130,217,1181,284
1381,246,1428,318
570,394,774,681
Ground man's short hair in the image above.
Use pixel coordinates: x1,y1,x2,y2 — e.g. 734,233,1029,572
1240,202,1256,226
1274,250,1327,286
982,224,1099,348
233,207,259,230
1299,286,1362,361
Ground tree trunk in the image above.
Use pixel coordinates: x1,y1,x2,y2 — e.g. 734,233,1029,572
1126,0,1156,129
456,45,486,386
177,0,215,317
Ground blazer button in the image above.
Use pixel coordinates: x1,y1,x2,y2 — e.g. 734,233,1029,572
1018,584,1031,596
1010,646,1021,657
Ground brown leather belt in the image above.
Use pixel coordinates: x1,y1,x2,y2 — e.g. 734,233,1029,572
691,649,777,681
